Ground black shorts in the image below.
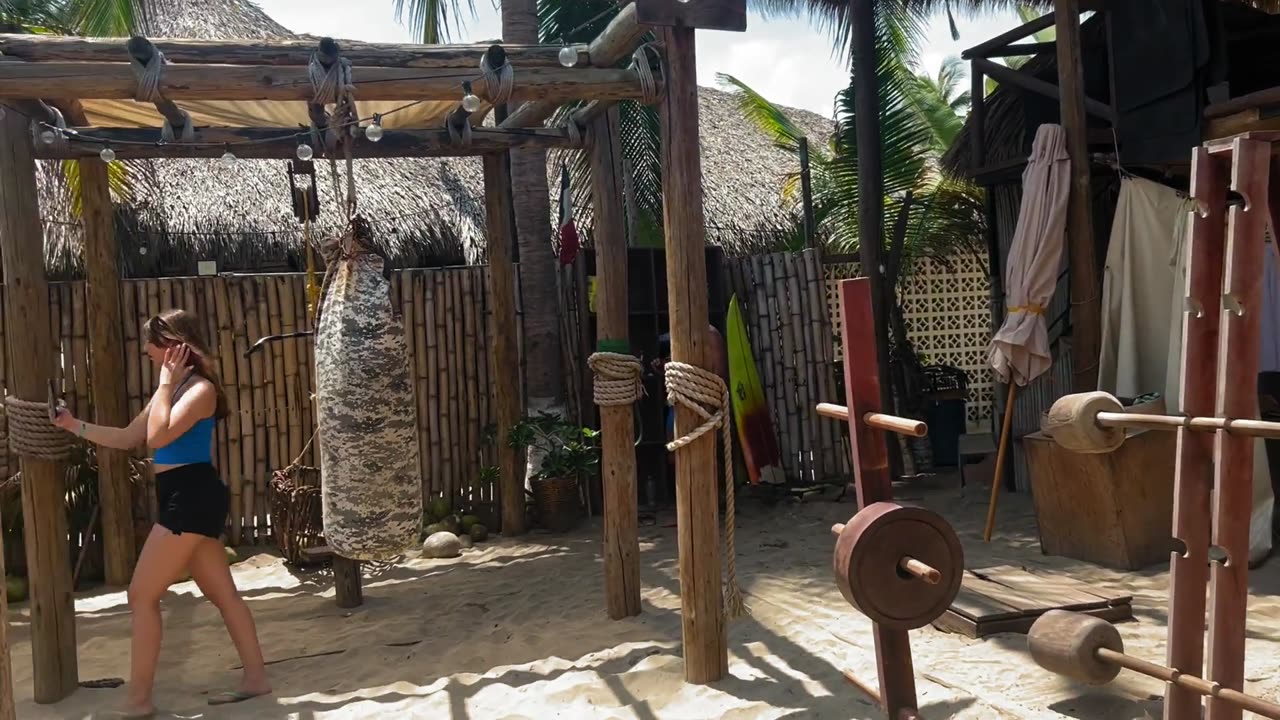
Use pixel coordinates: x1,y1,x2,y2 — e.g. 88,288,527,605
156,463,229,539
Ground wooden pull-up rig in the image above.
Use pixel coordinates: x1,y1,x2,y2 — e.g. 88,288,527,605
0,1,749,714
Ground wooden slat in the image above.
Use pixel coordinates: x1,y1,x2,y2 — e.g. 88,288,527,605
972,564,1130,607
242,279,265,541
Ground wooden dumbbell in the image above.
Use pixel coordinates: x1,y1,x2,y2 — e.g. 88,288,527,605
1028,611,1280,719
1044,391,1280,454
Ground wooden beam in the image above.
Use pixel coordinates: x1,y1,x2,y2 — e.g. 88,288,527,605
590,105,641,621
635,0,747,32
483,152,525,538
977,42,1055,59
0,103,77,705
34,126,583,160
1054,0,1102,393
0,63,647,103
962,12,1055,59
658,25,725,685
799,137,816,249
0,33,573,68
69,102,136,586
973,58,1114,122
501,3,649,129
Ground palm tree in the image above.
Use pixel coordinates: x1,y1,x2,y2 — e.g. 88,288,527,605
908,55,971,155
392,0,474,43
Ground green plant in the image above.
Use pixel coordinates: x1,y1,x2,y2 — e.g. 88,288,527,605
506,413,601,484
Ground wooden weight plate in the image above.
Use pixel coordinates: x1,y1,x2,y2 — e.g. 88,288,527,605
832,502,964,630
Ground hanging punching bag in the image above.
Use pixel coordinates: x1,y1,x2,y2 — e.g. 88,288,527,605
314,215,422,560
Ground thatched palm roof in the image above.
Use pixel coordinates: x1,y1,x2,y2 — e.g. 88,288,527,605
33,0,833,278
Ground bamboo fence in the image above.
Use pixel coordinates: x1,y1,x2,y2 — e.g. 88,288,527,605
0,267,510,545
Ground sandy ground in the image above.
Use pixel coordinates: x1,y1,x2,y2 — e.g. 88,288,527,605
8,471,1280,720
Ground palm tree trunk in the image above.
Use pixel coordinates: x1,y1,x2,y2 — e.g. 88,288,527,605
502,0,567,486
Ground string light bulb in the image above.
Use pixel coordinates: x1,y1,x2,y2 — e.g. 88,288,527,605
365,114,384,142
220,148,236,167
99,146,116,162
461,81,482,113
558,45,578,67
296,142,314,161
40,129,57,145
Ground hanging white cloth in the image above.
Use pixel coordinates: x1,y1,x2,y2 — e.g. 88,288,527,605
1166,213,1276,564
1098,177,1195,399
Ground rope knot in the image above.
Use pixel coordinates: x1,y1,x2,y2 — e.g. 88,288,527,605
128,46,166,103
4,395,72,462
588,352,643,407
663,360,745,618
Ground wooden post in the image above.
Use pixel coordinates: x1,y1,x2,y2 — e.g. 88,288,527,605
484,152,525,537
590,106,641,620
79,155,136,584
659,25,727,684
0,109,78,703
799,137,816,250
333,556,363,609
1054,0,1102,393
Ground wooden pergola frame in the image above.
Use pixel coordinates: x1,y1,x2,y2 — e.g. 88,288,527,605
0,1,746,713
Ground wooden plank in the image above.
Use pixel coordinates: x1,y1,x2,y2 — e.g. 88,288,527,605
972,565,1129,607
946,581,1025,623
933,602,1133,639
634,0,747,31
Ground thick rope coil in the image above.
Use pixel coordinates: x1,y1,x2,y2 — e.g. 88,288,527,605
479,53,514,106
663,361,744,619
588,352,643,407
308,52,354,108
630,44,663,105
566,118,587,148
4,396,71,462
160,110,195,143
446,116,473,146
129,46,165,102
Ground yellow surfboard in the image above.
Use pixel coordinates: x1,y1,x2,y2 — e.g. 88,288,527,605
726,295,786,485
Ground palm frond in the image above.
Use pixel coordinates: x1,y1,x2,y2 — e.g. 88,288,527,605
393,0,475,44
66,0,145,36
715,72,811,153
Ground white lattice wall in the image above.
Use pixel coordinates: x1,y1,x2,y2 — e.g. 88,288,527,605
824,254,994,431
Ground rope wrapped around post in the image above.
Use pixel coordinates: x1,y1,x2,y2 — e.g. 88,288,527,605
479,48,514,106
588,351,643,407
663,361,744,619
127,44,194,142
3,396,71,462
630,44,664,105
30,103,69,154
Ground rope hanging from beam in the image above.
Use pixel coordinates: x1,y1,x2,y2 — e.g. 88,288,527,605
3,396,71,462
630,44,663,105
128,45,194,142
664,361,745,619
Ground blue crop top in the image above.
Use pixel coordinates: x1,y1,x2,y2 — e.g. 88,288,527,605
153,376,216,467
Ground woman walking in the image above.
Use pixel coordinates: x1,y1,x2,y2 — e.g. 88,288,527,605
53,309,270,717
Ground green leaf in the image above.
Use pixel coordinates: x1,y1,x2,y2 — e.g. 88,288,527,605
393,0,475,44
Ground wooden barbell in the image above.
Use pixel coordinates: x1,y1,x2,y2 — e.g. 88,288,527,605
815,403,928,437
1044,391,1280,454
1028,610,1280,719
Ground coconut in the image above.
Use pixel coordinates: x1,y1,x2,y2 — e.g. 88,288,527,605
458,535,474,550
4,575,28,604
421,531,463,559
469,524,489,542
460,514,480,532
441,515,461,534
427,498,451,523
424,522,448,536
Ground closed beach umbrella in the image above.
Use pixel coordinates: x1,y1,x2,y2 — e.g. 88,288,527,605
984,124,1070,541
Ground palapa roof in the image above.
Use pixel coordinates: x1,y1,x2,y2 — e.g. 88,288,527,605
32,0,834,278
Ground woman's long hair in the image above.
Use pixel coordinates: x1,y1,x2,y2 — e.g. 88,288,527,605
144,309,230,420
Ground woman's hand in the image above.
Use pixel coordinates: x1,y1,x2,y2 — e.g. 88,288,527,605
51,407,78,433
157,344,193,387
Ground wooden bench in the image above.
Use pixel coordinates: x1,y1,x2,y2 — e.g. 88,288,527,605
301,545,363,608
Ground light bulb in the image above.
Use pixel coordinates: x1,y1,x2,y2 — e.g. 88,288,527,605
462,93,482,113
365,123,384,142
40,129,57,145
99,146,116,162
558,46,578,68
138,246,148,256
296,143,314,161
220,150,236,167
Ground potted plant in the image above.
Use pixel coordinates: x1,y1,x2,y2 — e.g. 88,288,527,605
507,413,600,532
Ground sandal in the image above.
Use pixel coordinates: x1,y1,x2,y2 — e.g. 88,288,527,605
94,710,155,719
207,689,271,706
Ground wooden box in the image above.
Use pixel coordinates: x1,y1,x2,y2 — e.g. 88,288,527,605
1023,428,1177,570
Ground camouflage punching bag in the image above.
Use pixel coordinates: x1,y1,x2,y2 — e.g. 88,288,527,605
315,216,422,560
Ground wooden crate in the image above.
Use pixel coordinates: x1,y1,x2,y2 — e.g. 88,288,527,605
933,564,1134,638
1023,428,1177,570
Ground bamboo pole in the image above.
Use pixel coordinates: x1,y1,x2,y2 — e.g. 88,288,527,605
279,277,302,468
243,279,266,541
461,269,481,509
983,382,1017,542
39,127,586,162
0,105,78,703
483,152,525,537
228,279,251,545
0,64,647,102
659,25,726,684
427,272,443,497
590,106,641,619
213,278,242,543
79,154,135,580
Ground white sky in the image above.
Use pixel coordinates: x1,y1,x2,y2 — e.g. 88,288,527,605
251,0,1025,118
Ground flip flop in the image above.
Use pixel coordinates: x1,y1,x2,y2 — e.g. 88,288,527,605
207,689,271,706
94,710,155,719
